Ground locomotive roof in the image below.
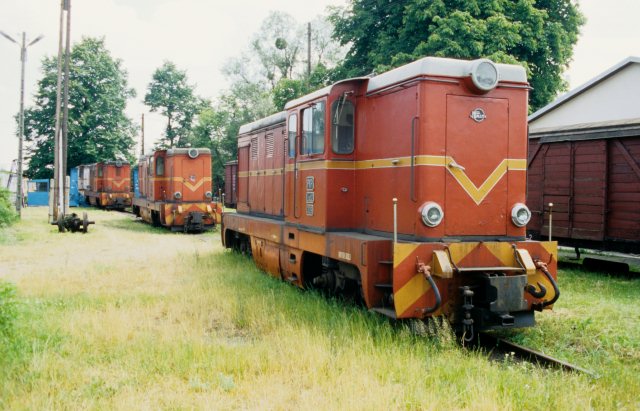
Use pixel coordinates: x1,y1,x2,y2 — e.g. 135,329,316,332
282,57,527,111
366,57,527,94
238,111,286,136
166,148,211,156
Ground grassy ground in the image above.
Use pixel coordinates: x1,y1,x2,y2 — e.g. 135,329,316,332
0,207,638,410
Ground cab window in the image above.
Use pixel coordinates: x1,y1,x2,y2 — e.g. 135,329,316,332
98,166,103,177
156,157,164,176
302,101,325,155
288,114,297,158
331,99,354,154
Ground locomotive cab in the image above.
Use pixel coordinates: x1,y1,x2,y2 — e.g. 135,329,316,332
284,80,362,231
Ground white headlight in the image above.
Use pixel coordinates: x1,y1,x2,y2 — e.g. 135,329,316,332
205,191,212,198
188,148,199,159
511,203,531,227
174,191,182,200
469,59,498,92
421,202,444,227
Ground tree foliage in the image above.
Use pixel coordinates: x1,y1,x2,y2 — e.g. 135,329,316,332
145,61,203,148
23,37,136,179
330,0,585,110
188,82,274,192
0,187,18,227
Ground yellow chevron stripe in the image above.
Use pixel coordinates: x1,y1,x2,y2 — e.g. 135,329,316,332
183,179,204,192
394,274,431,317
540,241,558,258
110,179,130,188
483,242,518,267
393,243,420,269
445,158,527,205
149,177,211,192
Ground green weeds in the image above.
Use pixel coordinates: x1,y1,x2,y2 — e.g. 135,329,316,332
1,208,639,409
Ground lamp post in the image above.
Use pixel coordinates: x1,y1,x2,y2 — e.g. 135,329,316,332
1,30,43,217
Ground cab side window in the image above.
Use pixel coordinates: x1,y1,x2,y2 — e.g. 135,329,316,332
331,99,354,154
302,101,325,155
156,157,164,176
288,114,297,158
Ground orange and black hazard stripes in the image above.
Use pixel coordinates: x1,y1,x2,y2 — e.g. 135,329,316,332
392,241,558,318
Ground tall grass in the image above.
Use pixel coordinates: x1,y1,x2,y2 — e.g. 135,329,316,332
0,207,638,410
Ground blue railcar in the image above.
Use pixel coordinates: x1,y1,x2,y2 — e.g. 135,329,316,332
27,179,49,206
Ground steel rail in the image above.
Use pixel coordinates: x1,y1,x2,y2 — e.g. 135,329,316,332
475,332,598,377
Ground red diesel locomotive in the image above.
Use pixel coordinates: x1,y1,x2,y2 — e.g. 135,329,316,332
132,148,221,232
81,161,132,210
222,57,559,337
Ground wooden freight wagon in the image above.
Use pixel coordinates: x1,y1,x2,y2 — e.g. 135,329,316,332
527,120,640,253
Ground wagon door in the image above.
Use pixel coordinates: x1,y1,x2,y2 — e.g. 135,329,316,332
445,95,509,236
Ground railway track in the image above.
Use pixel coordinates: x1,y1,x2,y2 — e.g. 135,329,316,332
473,332,597,377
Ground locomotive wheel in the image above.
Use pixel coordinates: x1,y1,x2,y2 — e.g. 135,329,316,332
239,239,250,256
82,212,89,233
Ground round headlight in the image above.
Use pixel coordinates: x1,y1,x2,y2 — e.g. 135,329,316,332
188,148,199,159
469,59,498,92
420,202,444,227
511,203,531,227
205,191,212,198
174,191,182,200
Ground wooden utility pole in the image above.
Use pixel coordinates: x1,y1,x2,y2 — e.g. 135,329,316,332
52,0,65,223
51,0,71,223
61,0,71,217
307,22,311,79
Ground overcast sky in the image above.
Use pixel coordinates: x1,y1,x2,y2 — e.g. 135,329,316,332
1,0,638,170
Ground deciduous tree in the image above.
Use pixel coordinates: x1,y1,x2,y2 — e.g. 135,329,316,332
330,0,585,110
145,61,203,148
23,37,136,179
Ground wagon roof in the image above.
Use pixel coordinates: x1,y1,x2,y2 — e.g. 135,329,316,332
529,118,640,143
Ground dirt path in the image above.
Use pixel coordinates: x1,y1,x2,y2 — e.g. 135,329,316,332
0,207,221,297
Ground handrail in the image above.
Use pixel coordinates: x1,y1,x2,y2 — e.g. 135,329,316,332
410,116,418,202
